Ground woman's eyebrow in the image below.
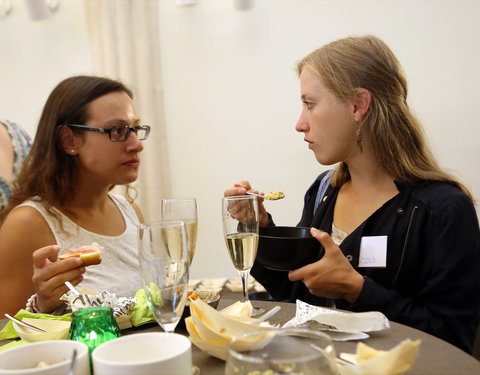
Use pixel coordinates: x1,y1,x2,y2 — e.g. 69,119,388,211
104,118,141,126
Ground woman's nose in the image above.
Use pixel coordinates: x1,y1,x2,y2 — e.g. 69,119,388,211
295,113,309,133
126,132,144,152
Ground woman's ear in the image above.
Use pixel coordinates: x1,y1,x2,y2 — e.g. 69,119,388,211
59,126,79,155
352,88,372,122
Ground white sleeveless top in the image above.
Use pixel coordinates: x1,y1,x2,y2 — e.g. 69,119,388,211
17,194,142,297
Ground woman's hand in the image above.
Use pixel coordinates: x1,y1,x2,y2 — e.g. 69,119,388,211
288,228,364,303
32,245,85,313
224,180,270,227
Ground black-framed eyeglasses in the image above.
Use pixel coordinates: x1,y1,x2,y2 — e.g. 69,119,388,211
67,124,150,142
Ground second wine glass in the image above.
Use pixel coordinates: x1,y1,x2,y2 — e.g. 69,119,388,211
161,197,198,265
222,195,264,316
137,220,189,333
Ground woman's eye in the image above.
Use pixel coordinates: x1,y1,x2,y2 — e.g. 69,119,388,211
111,128,123,136
302,101,314,110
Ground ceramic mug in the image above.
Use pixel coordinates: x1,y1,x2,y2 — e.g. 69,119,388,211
0,340,89,375
92,332,192,375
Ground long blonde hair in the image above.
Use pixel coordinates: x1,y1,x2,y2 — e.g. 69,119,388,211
297,35,472,199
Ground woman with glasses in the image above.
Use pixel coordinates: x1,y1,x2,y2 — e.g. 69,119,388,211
0,75,150,315
224,35,479,352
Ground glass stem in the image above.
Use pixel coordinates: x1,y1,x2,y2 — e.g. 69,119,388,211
239,270,250,303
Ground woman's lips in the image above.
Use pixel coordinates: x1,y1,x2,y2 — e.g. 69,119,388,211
123,159,140,168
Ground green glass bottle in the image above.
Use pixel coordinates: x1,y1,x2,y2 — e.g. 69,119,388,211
68,307,121,352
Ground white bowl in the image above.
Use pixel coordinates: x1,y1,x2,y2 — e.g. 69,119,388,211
92,332,192,375
0,340,89,375
12,318,71,342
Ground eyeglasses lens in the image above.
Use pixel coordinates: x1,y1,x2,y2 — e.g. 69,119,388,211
110,126,149,141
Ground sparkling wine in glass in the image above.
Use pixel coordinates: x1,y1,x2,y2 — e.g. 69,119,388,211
162,197,198,265
222,195,264,316
137,220,189,333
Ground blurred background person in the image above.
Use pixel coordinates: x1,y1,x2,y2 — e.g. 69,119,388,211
0,120,32,213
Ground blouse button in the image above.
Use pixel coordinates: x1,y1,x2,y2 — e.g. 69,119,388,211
397,208,404,215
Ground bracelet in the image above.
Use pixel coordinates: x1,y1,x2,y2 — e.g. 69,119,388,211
25,293,39,313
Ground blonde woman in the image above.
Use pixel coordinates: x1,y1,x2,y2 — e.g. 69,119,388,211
225,35,480,352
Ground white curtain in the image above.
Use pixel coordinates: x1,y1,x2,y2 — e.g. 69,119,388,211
83,0,170,222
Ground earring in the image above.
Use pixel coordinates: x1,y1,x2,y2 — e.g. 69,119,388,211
70,149,75,154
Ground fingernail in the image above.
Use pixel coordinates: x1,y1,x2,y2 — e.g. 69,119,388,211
52,245,60,250
310,227,320,235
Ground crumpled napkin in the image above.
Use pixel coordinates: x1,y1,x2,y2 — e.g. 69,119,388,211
0,309,71,340
225,277,255,292
196,278,227,293
0,339,28,352
130,288,156,327
338,339,421,375
283,300,390,341
185,299,274,361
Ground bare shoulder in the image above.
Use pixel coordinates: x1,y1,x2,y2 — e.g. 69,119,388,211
0,206,55,314
129,201,145,223
0,205,55,256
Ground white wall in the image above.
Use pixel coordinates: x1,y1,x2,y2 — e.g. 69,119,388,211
1,0,479,280
158,0,480,279
0,0,91,136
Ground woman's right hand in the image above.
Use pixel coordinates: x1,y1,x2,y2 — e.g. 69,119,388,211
224,180,270,227
32,245,85,313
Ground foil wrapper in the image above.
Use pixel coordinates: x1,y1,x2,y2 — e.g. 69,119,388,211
61,290,136,317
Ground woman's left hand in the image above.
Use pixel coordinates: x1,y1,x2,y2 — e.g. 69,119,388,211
288,227,364,303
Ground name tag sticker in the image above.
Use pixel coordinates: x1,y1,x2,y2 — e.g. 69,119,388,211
358,236,387,268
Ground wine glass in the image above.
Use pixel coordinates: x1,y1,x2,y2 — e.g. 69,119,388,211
225,328,338,375
137,220,189,333
222,195,264,316
161,197,198,265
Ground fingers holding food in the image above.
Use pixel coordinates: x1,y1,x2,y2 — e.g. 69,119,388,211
58,242,103,266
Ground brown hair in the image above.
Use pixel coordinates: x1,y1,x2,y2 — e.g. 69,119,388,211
1,75,135,223
297,35,472,198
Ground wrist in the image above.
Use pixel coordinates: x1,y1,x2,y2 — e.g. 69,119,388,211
344,274,365,303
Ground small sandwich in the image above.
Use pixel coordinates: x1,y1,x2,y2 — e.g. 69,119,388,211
58,242,103,266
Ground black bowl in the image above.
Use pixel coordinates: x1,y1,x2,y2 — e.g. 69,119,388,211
256,226,323,271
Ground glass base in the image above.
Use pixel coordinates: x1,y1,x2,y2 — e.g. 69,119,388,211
250,305,265,317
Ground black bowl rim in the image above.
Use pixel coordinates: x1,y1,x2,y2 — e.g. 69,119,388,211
259,226,313,239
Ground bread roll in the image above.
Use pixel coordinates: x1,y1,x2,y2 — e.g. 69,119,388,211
58,242,103,266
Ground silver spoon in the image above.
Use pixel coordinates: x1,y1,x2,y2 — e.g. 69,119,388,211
4,314,47,333
67,348,77,375
251,306,281,325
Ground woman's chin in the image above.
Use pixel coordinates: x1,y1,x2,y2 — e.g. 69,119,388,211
314,154,337,166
